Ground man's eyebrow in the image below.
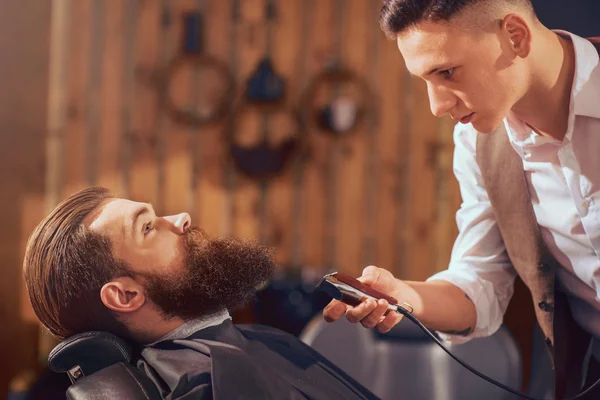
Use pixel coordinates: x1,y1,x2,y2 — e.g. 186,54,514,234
424,63,453,77
130,203,155,236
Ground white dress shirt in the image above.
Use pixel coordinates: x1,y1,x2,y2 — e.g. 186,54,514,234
428,31,600,358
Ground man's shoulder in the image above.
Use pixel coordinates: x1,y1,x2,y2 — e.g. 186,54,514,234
236,323,303,344
451,122,483,169
235,323,329,358
452,122,480,151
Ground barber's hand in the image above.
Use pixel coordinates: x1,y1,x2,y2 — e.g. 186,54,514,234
322,265,405,333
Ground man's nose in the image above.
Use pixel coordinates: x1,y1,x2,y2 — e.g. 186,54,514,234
427,83,455,118
164,212,191,234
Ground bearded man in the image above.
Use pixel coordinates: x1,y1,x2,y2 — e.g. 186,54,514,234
23,186,378,400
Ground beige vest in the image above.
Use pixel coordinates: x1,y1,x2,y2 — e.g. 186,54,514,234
475,37,600,398
476,126,585,397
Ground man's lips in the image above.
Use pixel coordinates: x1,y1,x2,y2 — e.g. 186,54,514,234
459,113,475,124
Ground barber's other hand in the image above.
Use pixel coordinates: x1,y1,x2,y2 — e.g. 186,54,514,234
322,265,404,333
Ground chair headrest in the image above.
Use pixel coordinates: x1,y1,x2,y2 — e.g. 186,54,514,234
48,331,132,376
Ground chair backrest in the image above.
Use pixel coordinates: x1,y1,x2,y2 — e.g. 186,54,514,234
300,317,523,400
48,331,161,400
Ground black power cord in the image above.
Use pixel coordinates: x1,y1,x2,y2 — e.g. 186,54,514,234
394,303,600,400
317,273,600,399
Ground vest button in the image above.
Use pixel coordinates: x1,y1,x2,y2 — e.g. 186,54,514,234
539,263,551,273
538,301,554,312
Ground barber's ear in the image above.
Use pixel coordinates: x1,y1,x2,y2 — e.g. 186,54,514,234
502,14,532,58
100,277,145,313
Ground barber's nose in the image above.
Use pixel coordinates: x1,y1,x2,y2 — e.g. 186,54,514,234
427,83,455,118
164,212,191,234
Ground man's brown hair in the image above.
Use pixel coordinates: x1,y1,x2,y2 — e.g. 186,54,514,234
23,186,131,339
379,0,535,39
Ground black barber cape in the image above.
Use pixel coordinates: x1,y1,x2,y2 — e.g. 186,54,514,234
136,319,380,400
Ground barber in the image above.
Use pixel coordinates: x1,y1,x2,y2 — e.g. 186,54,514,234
323,0,600,398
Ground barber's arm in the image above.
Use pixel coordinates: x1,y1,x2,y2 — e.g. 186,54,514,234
323,266,478,334
323,124,516,342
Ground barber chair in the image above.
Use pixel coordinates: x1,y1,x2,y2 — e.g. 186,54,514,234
48,331,161,400
301,317,523,400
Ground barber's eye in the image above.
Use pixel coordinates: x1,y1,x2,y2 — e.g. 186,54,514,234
441,68,455,79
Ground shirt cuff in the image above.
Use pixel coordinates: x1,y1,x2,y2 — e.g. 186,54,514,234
426,268,507,345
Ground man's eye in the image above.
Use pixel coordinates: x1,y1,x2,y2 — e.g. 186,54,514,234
441,68,455,78
144,222,154,235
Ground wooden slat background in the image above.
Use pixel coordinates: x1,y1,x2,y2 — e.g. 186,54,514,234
45,0,461,285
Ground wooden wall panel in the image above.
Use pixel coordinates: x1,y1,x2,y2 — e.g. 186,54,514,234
129,0,163,207
300,0,335,271
97,0,127,194
361,0,382,270
262,0,303,266
0,0,51,394
195,0,233,237
404,79,445,282
335,0,373,277
231,0,266,241
61,0,91,199
374,32,408,277
161,0,194,216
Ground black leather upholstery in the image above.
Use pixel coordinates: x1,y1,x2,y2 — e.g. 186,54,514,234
48,331,131,376
65,363,161,400
48,331,161,400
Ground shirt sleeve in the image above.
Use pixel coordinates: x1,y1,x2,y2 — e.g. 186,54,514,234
426,123,517,344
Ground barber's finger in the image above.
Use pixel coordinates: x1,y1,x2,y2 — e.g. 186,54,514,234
376,310,403,333
345,299,378,323
360,299,389,329
357,265,380,286
323,300,348,323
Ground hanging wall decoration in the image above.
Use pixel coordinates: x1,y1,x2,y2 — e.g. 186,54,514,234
229,0,302,180
160,9,235,127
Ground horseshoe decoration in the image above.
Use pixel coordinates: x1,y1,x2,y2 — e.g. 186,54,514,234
229,105,303,180
303,67,371,136
160,11,235,127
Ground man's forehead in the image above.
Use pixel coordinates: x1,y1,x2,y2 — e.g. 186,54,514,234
85,198,137,233
396,21,472,75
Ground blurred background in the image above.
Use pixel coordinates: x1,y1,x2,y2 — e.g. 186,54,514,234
1,0,599,398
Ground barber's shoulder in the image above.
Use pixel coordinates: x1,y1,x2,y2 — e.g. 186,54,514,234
453,121,477,142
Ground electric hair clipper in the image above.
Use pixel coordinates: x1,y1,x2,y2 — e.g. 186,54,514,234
316,272,414,316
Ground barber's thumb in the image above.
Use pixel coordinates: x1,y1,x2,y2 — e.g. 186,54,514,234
357,265,380,285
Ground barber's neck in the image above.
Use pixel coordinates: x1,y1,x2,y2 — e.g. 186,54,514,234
511,29,576,141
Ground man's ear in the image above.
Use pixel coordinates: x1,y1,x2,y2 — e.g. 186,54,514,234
100,277,146,313
502,14,532,58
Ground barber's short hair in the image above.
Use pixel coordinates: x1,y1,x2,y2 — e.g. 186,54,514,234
23,186,131,340
379,0,534,38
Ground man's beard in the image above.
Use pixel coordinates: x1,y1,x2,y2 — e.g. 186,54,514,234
138,227,275,321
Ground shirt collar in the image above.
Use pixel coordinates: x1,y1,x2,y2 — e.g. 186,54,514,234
149,309,232,345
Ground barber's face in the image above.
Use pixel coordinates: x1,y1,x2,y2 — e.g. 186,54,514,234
88,198,275,319
397,20,525,133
